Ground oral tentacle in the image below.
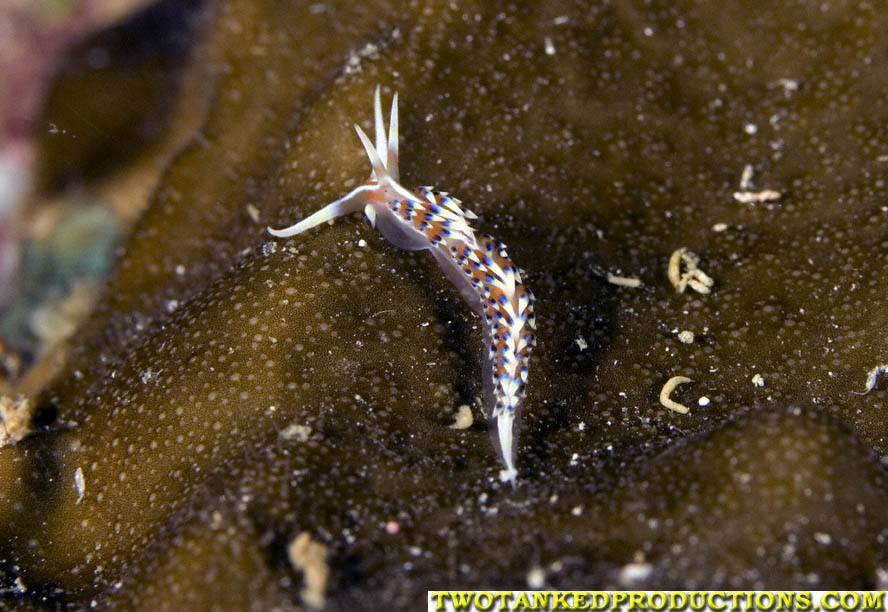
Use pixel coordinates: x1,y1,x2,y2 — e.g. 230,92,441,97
267,185,374,237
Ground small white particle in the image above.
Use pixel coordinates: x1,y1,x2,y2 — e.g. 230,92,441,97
571,505,583,516
619,561,654,586
245,204,260,223
739,164,754,190
774,78,799,93
578,421,586,432
526,567,545,589
165,299,179,313
499,468,517,483
74,467,85,504
712,222,729,232
575,336,588,351
813,532,832,545
697,396,710,406
544,36,556,55
744,122,758,135
876,566,888,590
175,264,186,276
280,423,312,442
643,26,654,36
677,330,695,344
11,576,25,594
450,405,474,429
751,373,765,387
357,239,367,247
733,189,782,204
606,273,642,288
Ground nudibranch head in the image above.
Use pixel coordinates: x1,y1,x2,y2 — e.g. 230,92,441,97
268,87,535,483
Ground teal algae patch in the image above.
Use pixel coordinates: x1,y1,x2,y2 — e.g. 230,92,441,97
2,0,888,607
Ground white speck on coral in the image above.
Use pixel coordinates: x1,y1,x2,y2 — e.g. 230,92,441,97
526,567,545,588
74,467,85,504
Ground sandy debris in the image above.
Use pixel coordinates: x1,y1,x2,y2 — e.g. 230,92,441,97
733,189,782,204
288,532,329,610
739,164,754,190
751,373,765,387
619,561,654,587
659,376,693,414
526,566,546,588
0,394,33,446
676,330,695,344
773,78,800,93
74,467,86,504
733,163,782,204
543,36,556,56
619,552,653,586
450,404,474,429
606,273,642,288
667,248,714,294
280,422,312,441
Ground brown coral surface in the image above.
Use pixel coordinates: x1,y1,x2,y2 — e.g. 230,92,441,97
3,0,888,609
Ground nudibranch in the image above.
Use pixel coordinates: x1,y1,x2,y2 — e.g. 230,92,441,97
269,87,535,482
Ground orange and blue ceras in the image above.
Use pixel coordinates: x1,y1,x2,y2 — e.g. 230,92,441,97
268,87,535,482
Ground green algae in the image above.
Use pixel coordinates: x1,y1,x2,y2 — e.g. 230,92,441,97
3,0,888,607
0,203,120,357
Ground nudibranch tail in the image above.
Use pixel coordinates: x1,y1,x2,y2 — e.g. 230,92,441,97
269,86,536,482
497,411,517,483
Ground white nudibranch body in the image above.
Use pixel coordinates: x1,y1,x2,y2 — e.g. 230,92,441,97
269,87,536,482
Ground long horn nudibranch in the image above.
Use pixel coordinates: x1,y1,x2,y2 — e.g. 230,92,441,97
269,87,536,483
